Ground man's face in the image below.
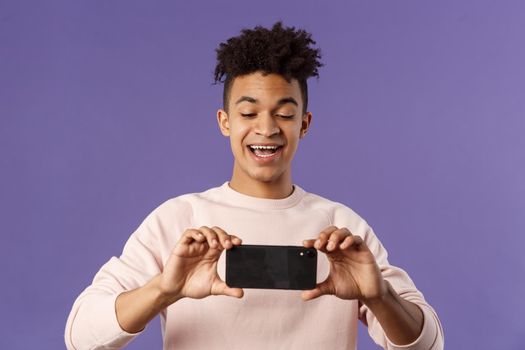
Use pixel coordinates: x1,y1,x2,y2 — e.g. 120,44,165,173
217,71,312,185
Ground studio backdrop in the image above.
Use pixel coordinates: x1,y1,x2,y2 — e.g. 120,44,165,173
1,1,524,349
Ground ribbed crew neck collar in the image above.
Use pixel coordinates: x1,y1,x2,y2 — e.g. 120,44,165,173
218,181,305,210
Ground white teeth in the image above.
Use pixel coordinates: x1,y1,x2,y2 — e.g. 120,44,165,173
249,145,280,150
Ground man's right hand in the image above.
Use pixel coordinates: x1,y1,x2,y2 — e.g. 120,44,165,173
115,226,243,334
160,226,244,302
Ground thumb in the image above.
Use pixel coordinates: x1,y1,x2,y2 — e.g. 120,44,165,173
211,279,244,298
301,278,334,301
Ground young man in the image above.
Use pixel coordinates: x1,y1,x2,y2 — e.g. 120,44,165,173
65,22,444,350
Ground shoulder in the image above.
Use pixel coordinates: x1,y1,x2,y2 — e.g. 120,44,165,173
134,188,214,237
148,184,220,218
301,189,371,237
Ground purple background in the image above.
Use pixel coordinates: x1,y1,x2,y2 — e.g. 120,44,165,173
1,1,524,349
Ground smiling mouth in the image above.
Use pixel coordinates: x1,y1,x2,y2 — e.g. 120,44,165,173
247,145,283,157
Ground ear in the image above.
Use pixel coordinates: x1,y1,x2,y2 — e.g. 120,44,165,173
217,108,230,137
299,112,312,139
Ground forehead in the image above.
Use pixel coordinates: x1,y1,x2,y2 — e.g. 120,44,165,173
229,72,302,106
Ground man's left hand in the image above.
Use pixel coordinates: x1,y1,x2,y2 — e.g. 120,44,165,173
302,225,388,302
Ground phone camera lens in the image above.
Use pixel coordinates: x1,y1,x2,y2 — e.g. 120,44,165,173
305,249,314,257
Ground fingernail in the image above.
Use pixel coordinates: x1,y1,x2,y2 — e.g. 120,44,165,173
327,241,335,250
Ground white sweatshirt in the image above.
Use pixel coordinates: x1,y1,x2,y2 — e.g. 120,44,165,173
65,181,444,350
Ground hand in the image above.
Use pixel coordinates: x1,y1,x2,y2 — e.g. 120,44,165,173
159,226,244,303
301,225,387,302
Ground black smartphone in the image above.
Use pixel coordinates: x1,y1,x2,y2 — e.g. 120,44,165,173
225,245,317,290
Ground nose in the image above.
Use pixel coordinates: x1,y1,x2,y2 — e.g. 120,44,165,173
255,113,280,137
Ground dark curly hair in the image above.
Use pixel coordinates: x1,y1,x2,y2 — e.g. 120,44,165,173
213,21,323,115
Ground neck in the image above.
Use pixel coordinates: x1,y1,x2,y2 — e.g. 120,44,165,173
229,164,294,199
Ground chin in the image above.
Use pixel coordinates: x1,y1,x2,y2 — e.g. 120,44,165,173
249,169,283,183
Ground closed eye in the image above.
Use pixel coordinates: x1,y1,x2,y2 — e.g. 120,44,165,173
240,113,294,119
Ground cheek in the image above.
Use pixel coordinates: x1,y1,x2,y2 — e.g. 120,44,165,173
286,128,302,153
286,124,302,143
229,125,250,150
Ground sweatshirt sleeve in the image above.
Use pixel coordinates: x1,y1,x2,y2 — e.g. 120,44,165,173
358,224,445,350
331,203,444,350
64,198,191,350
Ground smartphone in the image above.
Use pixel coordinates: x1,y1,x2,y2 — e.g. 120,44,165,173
225,245,317,290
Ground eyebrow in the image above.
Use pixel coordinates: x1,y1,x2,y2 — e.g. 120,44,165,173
235,96,298,107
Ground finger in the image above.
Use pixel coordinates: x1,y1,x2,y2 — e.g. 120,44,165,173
301,278,334,301
339,234,364,250
230,235,243,246
212,279,244,298
319,225,339,236
199,226,220,249
210,226,234,249
326,228,352,251
180,229,206,245
303,239,316,248
315,226,338,250
301,287,322,301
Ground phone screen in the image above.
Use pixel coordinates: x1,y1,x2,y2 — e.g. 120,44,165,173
226,245,317,290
